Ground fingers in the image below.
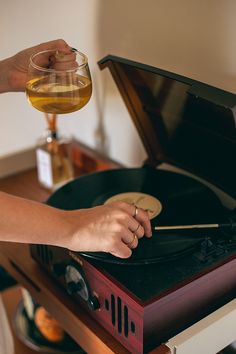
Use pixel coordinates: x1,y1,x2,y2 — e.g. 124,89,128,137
126,233,139,249
109,242,132,259
110,232,138,258
36,50,77,71
122,228,139,248
106,201,152,257
31,39,78,71
35,39,71,54
112,201,152,238
131,222,144,239
68,201,152,260
50,51,79,71
133,206,152,238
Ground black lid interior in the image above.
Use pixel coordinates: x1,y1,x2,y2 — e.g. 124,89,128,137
98,55,236,198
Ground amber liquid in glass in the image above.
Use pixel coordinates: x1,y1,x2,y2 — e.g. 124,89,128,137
26,75,92,114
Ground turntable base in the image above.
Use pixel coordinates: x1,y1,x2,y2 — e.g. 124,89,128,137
0,167,236,354
2,245,236,354
34,166,236,354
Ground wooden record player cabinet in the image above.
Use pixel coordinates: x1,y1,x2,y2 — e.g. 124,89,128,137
0,141,235,354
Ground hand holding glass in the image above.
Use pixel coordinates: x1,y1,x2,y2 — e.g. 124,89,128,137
26,49,92,114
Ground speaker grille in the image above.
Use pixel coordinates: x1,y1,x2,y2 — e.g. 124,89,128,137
35,245,52,265
110,294,132,337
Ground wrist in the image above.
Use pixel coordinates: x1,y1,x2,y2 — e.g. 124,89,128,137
0,58,11,93
53,210,82,251
0,55,26,93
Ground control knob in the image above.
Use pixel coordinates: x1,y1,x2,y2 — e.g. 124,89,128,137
65,264,100,311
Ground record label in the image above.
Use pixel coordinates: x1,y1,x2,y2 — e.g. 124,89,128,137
104,192,162,219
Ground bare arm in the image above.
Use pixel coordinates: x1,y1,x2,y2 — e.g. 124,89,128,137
0,192,73,247
0,39,152,259
0,192,152,259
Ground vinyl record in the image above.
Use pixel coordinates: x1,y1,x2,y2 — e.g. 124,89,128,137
47,167,225,264
13,301,85,353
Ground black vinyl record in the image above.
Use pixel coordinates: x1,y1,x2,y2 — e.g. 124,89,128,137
47,167,225,265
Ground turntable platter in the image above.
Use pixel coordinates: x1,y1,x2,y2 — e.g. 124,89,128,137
47,167,225,264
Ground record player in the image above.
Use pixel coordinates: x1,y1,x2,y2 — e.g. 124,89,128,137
31,55,236,354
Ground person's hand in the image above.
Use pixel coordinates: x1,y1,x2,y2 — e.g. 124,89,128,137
0,192,151,259
0,39,72,93
64,201,152,259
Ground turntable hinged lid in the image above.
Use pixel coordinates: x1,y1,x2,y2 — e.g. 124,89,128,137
98,55,236,197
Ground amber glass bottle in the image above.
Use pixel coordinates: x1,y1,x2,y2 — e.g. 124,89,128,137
36,114,74,191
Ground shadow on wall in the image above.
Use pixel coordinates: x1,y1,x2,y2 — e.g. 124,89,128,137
95,0,235,90
92,0,236,165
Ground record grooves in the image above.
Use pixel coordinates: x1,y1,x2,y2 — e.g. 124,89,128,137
47,167,225,265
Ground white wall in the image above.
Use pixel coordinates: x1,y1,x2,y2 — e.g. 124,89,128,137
1,0,236,167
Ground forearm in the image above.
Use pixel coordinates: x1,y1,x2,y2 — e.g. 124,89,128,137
0,191,152,258
0,192,73,247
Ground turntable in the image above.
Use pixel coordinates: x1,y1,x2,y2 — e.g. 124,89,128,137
31,55,236,354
